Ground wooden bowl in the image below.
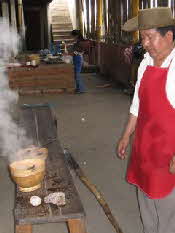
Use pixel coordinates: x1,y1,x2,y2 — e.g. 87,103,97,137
9,158,46,192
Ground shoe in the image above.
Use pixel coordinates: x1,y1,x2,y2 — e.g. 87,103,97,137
75,90,86,94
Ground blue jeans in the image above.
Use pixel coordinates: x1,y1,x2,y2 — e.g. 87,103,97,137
73,55,85,92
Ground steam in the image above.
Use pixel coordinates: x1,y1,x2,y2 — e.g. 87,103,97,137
0,19,32,162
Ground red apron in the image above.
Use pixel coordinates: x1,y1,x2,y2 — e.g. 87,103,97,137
127,64,175,199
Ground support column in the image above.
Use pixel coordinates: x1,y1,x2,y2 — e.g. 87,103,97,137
115,0,121,43
96,0,103,41
17,0,26,50
142,0,148,9
10,0,17,31
2,0,9,21
157,0,168,7
78,0,84,34
40,6,44,49
103,0,107,40
91,0,96,39
86,0,90,37
18,0,22,30
132,0,139,43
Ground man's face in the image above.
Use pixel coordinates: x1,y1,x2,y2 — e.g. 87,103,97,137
140,29,173,59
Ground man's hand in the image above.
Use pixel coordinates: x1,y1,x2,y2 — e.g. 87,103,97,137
169,155,175,174
116,114,137,160
117,137,129,160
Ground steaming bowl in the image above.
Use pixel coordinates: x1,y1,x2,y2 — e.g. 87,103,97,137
9,158,46,192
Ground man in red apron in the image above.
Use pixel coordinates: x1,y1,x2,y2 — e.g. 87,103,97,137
117,7,175,233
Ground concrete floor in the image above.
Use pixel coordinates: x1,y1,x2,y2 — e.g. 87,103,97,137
1,74,143,233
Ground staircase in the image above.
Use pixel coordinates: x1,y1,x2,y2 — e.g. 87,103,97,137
49,0,74,51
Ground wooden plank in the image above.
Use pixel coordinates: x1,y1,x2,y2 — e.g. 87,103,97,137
68,218,87,233
15,105,85,225
16,225,32,233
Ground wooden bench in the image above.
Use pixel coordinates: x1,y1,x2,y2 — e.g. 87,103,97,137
15,104,87,233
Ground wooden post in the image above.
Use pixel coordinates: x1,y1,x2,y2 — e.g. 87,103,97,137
171,0,175,17
10,0,17,31
147,0,151,8
91,0,96,39
40,6,44,49
132,0,139,43
78,0,84,35
107,0,112,42
16,225,32,233
18,0,22,30
103,0,107,41
96,0,103,41
17,0,26,50
115,0,121,43
2,0,9,21
44,4,49,49
142,0,148,9
157,0,168,7
68,219,87,233
86,0,90,37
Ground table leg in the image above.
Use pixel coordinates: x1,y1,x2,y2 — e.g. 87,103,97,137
68,218,87,233
16,225,32,233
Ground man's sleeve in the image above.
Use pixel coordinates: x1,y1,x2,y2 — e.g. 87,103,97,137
129,54,148,116
130,80,140,117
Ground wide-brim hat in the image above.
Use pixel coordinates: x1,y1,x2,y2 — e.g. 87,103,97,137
123,7,175,32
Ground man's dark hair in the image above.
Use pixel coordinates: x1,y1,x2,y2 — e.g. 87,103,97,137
71,30,84,41
156,25,175,40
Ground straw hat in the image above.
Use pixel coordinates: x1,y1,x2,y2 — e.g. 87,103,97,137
123,7,175,32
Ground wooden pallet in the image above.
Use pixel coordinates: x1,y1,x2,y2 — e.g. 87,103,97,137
15,104,87,233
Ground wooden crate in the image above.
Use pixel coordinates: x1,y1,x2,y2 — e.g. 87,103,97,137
8,64,75,92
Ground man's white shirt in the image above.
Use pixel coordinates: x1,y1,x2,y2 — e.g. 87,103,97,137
130,48,175,116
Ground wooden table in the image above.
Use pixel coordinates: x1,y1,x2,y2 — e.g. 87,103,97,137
15,104,87,233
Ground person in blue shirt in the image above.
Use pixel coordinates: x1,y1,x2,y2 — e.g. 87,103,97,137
71,30,86,94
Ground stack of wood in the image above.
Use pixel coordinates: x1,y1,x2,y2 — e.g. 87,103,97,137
8,64,75,95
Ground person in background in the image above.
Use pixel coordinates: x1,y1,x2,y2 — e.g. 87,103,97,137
117,7,175,233
71,30,86,94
